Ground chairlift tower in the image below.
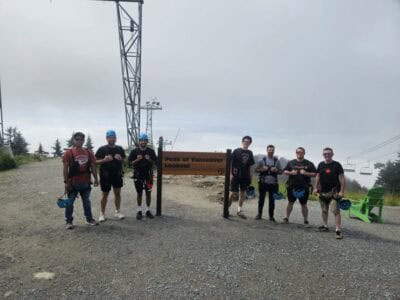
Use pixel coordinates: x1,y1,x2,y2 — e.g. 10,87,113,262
140,99,162,146
0,81,4,146
94,0,143,148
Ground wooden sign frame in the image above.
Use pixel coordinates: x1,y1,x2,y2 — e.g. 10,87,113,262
156,137,231,218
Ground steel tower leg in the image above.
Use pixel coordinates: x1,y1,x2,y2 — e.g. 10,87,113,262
0,81,4,146
116,1,143,148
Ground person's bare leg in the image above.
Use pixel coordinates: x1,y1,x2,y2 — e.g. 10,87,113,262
334,213,341,231
322,210,329,226
301,204,309,222
238,190,245,212
286,202,294,219
228,192,238,208
137,193,143,207
113,188,121,211
100,192,109,215
145,191,151,208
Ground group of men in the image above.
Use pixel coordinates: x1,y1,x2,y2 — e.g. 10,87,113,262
227,136,345,239
61,132,346,240
62,130,157,229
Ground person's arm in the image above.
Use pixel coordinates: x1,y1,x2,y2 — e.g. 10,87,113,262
89,151,99,186
338,174,345,197
313,173,320,195
63,160,70,192
255,160,266,173
283,162,296,176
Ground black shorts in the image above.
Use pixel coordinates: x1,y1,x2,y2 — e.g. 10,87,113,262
134,177,153,194
100,175,123,193
287,187,309,205
230,177,251,192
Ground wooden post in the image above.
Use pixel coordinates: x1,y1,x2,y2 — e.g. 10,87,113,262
223,149,232,218
156,137,163,216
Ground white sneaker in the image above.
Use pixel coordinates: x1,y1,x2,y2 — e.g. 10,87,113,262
99,214,106,222
115,212,125,220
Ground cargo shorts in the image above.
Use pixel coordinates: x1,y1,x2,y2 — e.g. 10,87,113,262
319,195,340,215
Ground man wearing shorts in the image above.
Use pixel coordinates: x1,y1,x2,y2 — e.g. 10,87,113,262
95,130,126,222
228,136,255,219
283,147,316,224
128,133,157,220
314,147,345,239
63,132,99,229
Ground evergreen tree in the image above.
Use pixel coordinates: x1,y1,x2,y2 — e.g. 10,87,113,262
37,143,44,154
6,126,29,155
85,135,94,151
66,133,74,148
375,153,400,194
52,139,63,157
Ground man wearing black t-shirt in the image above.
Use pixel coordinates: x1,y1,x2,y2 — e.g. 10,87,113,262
128,133,157,220
95,130,126,222
283,147,316,224
228,136,255,219
314,147,345,239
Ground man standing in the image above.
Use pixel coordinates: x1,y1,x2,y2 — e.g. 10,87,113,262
95,130,126,222
128,133,157,220
255,145,282,222
228,136,255,219
313,147,345,239
63,132,99,229
283,147,316,224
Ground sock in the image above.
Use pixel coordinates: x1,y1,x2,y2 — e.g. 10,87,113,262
137,206,142,213
237,206,242,212
146,206,150,212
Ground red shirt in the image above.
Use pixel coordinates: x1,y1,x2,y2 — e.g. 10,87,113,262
63,147,96,184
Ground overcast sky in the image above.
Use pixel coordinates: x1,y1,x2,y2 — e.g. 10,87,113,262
1,0,400,187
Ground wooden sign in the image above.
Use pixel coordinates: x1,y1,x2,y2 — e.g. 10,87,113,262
162,151,226,176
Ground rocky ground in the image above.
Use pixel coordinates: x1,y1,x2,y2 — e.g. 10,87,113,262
1,159,399,299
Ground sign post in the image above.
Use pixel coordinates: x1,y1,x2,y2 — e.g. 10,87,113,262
223,149,232,218
156,137,163,216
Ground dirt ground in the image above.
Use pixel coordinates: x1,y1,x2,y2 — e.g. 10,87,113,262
1,159,399,299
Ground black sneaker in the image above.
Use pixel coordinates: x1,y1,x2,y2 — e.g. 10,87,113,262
269,217,276,223
283,218,289,223
318,225,329,232
146,210,154,219
237,211,247,219
86,219,98,226
65,223,74,230
304,220,309,225
335,230,343,239
136,211,143,220
255,214,262,220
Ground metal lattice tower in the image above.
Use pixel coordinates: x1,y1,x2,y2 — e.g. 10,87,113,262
94,0,143,148
140,99,162,146
0,80,4,146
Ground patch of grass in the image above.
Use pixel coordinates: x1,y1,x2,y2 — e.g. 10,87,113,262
13,154,43,166
0,152,17,171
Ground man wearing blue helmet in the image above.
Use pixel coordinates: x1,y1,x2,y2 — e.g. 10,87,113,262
95,130,126,222
128,133,157,220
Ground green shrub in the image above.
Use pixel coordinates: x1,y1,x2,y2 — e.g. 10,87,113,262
0,152,17,171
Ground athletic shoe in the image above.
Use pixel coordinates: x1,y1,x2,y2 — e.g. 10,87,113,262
335,230,343,239
318,225,329,232
115,212,125,220
65,223,74,230
255,214,262,220
269,217,276,223
304,220,309,225
237,211,247,219
99,214,106,222
136,211,143,220
146,211,154,219
283,218,289,223
86,219,98,226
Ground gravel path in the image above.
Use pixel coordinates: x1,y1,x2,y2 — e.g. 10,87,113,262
1,159,399,299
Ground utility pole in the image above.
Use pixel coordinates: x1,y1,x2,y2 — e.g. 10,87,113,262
140,99,162,146
93,0,143,148
0,80,4,146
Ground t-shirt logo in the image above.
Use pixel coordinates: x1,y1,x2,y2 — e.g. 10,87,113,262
76,155,89,166
325,168,331,174
241,153,250,164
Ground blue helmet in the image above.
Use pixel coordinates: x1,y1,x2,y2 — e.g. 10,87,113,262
339,199,352,210
106,130,116,138
139,133,149,141
292,189,306,199
272,192,284,200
